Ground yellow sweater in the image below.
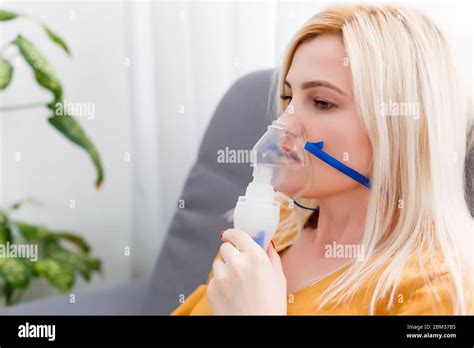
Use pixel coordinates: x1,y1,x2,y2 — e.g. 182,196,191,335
171,206,473,315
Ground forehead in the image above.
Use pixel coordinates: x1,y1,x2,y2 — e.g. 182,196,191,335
286,34,352,91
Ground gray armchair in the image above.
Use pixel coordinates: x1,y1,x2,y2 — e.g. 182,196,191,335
1,69,472,315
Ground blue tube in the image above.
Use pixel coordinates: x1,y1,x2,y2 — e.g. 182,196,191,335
304,141,371,189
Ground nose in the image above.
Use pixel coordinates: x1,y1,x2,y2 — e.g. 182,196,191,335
276,109,304,139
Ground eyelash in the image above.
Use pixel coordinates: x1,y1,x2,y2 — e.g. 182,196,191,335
279,95,337,111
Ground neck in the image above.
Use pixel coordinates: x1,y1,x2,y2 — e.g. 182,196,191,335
305,184,370,257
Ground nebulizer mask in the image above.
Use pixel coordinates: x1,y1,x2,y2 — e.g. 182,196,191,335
233,112,371,251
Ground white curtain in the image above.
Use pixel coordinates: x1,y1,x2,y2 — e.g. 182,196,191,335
125,0,472,278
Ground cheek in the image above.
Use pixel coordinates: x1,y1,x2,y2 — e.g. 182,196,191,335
274,166,312,197
302,111,372,197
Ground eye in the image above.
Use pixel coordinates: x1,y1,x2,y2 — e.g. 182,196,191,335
280,95,292,102
313,98,336,110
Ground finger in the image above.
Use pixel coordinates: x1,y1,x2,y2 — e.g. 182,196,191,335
212,258,226,277
219,241,241,263
221,228,262,253
267,241,284,274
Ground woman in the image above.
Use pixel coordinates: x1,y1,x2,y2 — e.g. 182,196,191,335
172,4,473,315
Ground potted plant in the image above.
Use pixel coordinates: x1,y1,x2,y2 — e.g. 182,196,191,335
0,9,103,306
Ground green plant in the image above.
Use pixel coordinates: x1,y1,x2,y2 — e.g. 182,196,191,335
0,9,103,305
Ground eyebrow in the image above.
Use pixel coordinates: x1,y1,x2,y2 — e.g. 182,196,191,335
284,79,347,96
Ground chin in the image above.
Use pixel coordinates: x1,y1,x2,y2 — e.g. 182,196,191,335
275,182,309,198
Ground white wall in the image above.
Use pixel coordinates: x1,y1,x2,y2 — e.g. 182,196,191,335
0,1,133,303
141,1,282,275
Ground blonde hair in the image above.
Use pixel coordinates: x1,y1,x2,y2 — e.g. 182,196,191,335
274,4,473,314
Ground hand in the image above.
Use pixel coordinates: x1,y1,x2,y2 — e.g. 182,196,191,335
207,228,287,315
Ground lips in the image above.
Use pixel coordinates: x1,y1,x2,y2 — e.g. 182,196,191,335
281,145,301,163
266,143,301,164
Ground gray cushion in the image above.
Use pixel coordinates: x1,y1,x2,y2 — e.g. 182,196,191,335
0,281,149,315
142,69,277,314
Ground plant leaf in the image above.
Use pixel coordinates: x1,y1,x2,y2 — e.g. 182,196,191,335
0,214,12,244
0,57,13,90
4,220,101,298
0,258,31,289
43,25,71,56
54,232,90,252
16,222,94,253
0,10,17,21
46,244,101,281
48,114,104,188
31,259,75,292
0,226,11,245
14,35,62,105
9,197,42,211
16,222,52,243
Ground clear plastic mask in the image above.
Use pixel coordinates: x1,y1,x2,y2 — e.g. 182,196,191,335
252,113,313,198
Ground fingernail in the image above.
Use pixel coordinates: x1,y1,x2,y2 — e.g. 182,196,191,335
219,231,224,239
271,240,276,249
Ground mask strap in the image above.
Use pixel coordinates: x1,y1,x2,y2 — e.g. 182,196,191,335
304,141,371,189
292,199,318,211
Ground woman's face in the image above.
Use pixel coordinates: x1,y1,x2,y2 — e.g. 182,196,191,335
277,34,372,198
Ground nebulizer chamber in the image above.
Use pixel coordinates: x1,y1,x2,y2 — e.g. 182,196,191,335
233,116,311,250
233,165,280,250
